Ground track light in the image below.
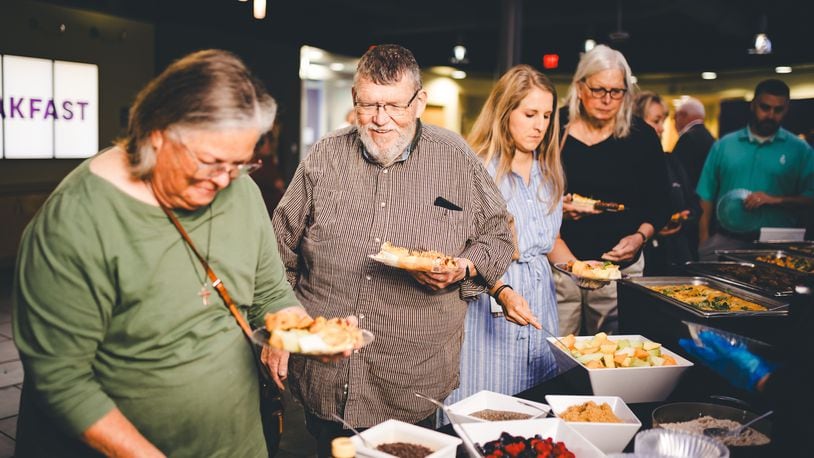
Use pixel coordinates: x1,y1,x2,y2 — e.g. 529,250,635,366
451,44,468,64
749,33,772,55
253,0,266,19
748,15,771,54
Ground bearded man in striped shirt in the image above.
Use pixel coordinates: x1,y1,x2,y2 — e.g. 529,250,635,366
272,44,514,456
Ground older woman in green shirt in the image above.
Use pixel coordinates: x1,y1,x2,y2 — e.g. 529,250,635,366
13,50,311,457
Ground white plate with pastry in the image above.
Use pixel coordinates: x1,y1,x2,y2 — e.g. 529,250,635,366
369,241,459,273
253,311,374,355
554,260,624,290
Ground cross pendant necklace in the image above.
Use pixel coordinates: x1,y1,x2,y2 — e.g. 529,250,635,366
198,284,212,306
180,205,214,307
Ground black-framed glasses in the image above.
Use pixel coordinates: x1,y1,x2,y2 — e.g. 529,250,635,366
583,83,627,100
354,88,421,118
172,135,263,180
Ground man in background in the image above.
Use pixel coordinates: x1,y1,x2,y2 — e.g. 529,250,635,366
697,79,814,259
672,97,715,190
671,97,714,258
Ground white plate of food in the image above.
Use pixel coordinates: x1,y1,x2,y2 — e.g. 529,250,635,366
369,242,459,273
570,193,625,212
454,418,605,458
253,311,374,355
553,260,624,290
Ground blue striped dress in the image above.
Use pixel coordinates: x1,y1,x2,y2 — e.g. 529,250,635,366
442,155,562,420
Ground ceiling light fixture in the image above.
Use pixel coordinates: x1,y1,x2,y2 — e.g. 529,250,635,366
748,15,771,54
451,70,467,80
253,0,266,19
775,66,792,74
608,0,630,43
451,43,468,64
701,72,717,80
584,39,596,52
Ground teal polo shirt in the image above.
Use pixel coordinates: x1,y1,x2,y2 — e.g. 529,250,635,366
696,127,814,232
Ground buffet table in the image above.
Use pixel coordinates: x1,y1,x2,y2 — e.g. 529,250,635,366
440,362,774,456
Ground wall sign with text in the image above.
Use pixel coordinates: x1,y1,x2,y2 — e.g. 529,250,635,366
1,55,99,159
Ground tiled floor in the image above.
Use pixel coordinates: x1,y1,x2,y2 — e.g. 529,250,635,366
0,267,315,457
0,268,20,458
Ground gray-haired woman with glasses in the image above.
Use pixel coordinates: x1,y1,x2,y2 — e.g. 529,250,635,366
554,44,671,336
12,49,318,457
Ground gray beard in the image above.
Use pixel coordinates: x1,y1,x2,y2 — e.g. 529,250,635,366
359,126,413,167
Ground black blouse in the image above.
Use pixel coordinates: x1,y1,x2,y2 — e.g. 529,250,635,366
560,117,671,263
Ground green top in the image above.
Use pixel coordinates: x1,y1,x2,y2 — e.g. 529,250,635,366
696,127,814,231
13,159,300,457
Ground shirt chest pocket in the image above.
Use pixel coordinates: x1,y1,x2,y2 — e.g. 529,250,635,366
309,188,344,241
424,205,469,254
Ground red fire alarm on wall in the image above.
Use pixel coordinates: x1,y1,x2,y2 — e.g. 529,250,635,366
542,54,559,69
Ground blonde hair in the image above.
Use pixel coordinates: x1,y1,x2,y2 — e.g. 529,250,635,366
467,64,563,213
566,45,637,139
633,91,668,119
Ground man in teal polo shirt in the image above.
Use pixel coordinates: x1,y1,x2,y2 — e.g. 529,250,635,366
697,79,814,259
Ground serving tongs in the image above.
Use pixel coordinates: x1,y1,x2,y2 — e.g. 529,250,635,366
414,392,484,457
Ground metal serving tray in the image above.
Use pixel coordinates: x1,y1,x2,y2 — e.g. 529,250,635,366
716,249,814,276
619,276,789,318
754,240,814,256
683,261,801,297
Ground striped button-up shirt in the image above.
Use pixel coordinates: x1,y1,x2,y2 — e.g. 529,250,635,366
272,122,513,427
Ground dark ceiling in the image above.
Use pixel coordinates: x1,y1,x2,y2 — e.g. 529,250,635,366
33,0,814,76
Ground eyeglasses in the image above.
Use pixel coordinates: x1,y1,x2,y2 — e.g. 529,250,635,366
354,88,421,118
172,135,262,180
583,83,627,100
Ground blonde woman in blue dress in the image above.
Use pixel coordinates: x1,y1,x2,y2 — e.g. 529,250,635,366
443,65,577,419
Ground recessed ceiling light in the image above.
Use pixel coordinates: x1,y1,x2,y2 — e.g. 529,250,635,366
701,72,717,80
775,66,792,74
451,70,467,80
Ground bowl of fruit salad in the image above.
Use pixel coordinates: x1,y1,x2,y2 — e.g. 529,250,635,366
547,333,693,403
454,418,604,458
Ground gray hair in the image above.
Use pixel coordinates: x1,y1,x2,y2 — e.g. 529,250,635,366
676,97,705,118
566,44,637,139
353,44,422,91
119,49,277,179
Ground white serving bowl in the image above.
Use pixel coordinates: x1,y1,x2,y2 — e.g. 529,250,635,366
454,418,606,458
349,419,461,458
446,390,551,424
547,335,693,403
545,395,641,453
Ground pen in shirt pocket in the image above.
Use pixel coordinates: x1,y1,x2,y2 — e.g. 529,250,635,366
434,196,462,211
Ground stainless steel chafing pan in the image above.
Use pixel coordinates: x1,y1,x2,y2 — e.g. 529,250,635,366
716,249,814,276
619,276,789,318
682,261,801,297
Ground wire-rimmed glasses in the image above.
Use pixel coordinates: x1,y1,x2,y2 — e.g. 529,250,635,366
172,135,262,180
354,88,421,118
